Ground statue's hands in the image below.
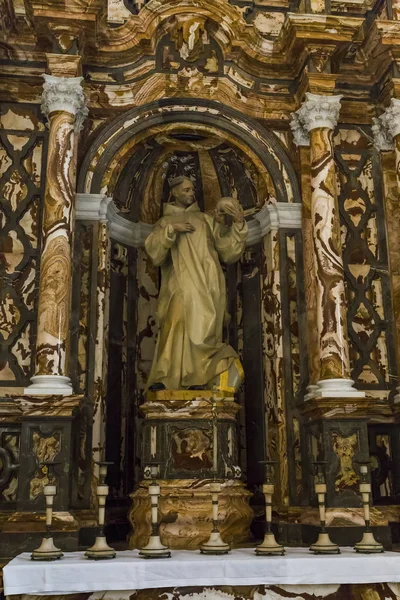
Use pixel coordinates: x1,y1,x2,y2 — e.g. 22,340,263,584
215,197,244,225
173,222,196,233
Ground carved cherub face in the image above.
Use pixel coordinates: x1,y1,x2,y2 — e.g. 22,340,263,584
172,180,195,208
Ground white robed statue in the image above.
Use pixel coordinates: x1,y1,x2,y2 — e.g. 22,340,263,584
145,176,248,391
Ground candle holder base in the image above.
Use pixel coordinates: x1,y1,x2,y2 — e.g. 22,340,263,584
139,535,171,558
200,531,230,555
85,535,116,560
354,531,384,553
255,532,285,556
310,532,340,554
31,537,63,561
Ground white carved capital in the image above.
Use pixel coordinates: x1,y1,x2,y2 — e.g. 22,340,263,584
290,112,310,147
247,201,302,245
296,93,343,132
372,117,394,152
75,193,112,222
382,98,400,139
373,98,400,151
41,74,87,124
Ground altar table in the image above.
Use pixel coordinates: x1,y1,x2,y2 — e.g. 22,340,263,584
4,547,400,600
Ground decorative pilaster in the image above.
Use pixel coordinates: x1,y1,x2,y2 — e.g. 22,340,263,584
292,93,364,398
373,99,400,403
24,74,87,396
75,193,112,469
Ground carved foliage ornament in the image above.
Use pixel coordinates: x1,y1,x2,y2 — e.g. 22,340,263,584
372,98,400,151
41,74,88,128
291,93,343,146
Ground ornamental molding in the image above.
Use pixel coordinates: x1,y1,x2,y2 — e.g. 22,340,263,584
75,194,112,222
294,92,343,134
41,74,87,126
76,195,302,248
372,98,400,151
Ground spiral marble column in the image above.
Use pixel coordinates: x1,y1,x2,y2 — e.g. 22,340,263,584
373,99,400,402
292,93,364,398
25,75,87,396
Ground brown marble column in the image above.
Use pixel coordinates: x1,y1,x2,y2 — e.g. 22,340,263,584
25,67,87,395
373,99,400,401
292,93,364,398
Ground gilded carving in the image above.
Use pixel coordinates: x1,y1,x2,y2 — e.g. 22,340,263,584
171,427,212,470
29,431,61,499
332,432,358,492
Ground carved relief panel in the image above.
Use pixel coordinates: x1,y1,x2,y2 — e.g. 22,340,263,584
18,421,72,511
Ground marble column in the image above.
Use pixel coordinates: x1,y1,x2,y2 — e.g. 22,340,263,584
292,93,364,398
24,75,87,396
373,99,400,402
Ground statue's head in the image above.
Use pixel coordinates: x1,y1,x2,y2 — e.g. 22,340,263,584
169,176,195,207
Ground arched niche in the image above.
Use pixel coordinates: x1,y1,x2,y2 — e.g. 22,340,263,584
75,99,305,513
78,99,301,207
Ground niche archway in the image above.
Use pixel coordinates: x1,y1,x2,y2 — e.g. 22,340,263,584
76,99,305,532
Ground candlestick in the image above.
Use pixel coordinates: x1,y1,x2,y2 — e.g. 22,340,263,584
200,480,230,555
255,461,285,556
309,461,340,554
31,461,63,561
139,463,171,558
85,461,116,560
354,462,384,553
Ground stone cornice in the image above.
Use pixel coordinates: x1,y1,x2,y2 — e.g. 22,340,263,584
247,202,302,245
76,195,302,248
75,193,111,222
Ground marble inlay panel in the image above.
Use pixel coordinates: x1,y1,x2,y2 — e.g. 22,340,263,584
0,104,46,387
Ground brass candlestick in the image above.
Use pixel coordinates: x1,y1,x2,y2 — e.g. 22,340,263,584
85,461,116,560
354,463,384,553
255,461,284,556
200,480,230,555
310,461,340,554
31,462,63,561
139,463,171,558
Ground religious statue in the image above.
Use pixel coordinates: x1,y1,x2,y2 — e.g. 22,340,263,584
145,176,248,391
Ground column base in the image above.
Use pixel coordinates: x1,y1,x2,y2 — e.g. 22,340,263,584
316,378,365,398
305,384,320,400
24,375,73,396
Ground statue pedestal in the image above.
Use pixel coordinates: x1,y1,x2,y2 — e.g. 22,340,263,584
129,390,253,549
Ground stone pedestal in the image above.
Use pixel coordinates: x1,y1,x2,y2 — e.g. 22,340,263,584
130,478,252,550
129,390,253,549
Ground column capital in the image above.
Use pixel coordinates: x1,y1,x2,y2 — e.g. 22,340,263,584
372,98,400,151
290,112,310,147
372,117,394,151
41,74,88,125
295,92,343,133
75,193,112,222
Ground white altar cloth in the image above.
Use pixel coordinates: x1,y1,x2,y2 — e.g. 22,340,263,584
4,547,400,596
